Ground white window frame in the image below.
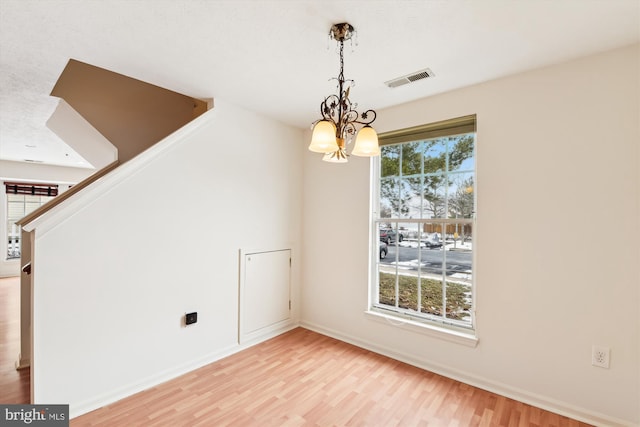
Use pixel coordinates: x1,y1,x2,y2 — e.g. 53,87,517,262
367,116,478,346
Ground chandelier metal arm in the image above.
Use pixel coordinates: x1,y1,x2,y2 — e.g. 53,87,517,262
352,109,377,126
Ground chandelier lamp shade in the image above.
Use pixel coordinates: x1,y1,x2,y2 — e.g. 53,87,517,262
308,23,379,163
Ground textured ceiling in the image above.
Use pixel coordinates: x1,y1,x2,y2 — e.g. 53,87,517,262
1,0,638,168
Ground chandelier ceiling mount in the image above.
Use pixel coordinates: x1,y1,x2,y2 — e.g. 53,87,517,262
329,22,355,43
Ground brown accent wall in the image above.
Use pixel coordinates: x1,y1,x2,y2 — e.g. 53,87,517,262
50,59,210,163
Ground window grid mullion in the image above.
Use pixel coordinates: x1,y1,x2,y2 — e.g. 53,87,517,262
441,140,449,320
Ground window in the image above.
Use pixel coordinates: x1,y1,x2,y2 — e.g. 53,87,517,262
371,116,476,332
5,182,58,260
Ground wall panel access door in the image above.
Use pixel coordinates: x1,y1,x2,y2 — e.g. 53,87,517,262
239,248,291,344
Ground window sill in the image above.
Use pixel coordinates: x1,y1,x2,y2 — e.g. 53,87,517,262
364,310,478,348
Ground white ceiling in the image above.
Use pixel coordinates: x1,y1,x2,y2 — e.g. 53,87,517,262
1,0,638,169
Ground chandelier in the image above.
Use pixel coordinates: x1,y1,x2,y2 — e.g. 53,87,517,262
308,23,379,163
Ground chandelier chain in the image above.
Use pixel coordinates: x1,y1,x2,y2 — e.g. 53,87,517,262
318,37,376,141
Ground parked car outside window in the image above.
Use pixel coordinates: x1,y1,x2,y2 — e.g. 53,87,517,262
379,229,403,244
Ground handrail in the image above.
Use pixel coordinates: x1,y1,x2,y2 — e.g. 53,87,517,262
16,160,119,227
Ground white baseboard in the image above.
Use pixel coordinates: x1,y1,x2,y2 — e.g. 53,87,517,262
299,320,634,427
15,352,30,370
239,319,296,345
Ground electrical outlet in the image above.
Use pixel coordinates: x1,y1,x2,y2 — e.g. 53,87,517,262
185,312,197,325
592,345,610,369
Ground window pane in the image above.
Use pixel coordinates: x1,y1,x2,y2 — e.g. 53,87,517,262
448,172,474,219
381,145,400,177
398,274,419,311
401,177,421,219
401,141,422,176
380,178,400,218
421,277,444,317
422,139,446,174
445,279,472,323
444,221,472,323
421,175,447,219
443,222,473,280
378,271,396,307
448,134,474,173
419,224,444,278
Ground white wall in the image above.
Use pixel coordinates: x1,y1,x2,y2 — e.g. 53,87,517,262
46,99,118,169
301,44,639,426
0,160,92,277
29,100,303,416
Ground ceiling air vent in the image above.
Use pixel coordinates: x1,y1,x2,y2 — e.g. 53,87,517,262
384,68,434,88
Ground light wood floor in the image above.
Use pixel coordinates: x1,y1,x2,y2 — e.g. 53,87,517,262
1,277,591,426
0,276,30,404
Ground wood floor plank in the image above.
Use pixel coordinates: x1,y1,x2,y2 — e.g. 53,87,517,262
0,277,593,426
